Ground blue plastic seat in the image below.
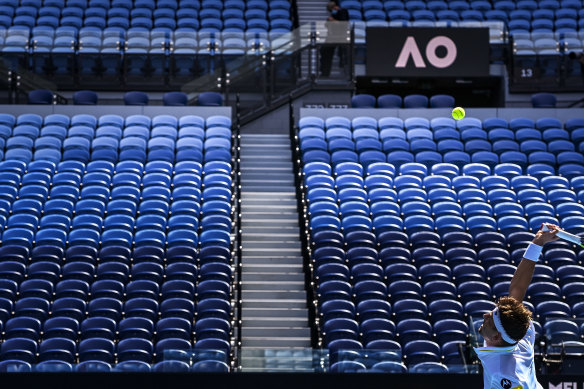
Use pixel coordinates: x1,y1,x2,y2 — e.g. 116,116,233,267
0,338,38,364
75,361,112,372
403,95,429,108
4,314,42,340
78,338,116,363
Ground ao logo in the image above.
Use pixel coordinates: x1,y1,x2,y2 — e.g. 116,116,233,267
395,36,457,69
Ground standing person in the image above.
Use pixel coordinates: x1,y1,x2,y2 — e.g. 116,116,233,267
320,1,349,77
475,223,560,389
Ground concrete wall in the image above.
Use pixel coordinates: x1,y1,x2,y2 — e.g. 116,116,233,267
0,105,232,119
300,107,584,121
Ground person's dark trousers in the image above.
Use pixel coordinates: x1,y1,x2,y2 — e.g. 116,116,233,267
338,45,348,68
320,45,336,76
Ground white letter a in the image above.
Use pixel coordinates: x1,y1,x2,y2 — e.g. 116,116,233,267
395,36,426,68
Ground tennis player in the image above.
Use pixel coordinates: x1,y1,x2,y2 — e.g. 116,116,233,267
475,223,560,389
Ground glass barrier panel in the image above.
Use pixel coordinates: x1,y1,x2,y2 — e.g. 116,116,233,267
239,348,329,372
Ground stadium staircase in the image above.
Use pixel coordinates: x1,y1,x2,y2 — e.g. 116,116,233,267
295,0,347,81
238,132,311,369
296,0,328,23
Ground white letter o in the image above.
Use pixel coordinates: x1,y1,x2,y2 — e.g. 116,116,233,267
425,36,457,68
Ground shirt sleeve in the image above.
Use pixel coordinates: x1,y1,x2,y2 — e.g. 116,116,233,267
524,321,536,346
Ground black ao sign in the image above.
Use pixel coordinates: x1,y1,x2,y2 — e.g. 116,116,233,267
366,27,490,77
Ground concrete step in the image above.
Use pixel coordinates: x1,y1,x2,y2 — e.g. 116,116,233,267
240,162,293,168
240,149,291,155
242,272,305,282
241,338,312,348
242,241,302,249
241,220,299,227
242,290,307,300
241,173,296,180
242,280,306,290
242,249,302,257
241,191,296,198
241,134,289,139
240,212,298,219
240,142,290,147
242,327,311,337
240,144,291,149
243,318,309,327
242,263,304,272
241,200,298,207
240,178,295,184
243,299,307,308
239,168,292,174
242,255,304,265
241,232,300,239
240,186,297,192
243,307,308,317
240,204,298,211
240,191,296,196
242,226,301,234
240,154,292,160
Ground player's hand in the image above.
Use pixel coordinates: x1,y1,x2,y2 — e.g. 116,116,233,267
532,223,560,246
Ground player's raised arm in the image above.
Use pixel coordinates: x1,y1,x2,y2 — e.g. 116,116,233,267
508,223,559,303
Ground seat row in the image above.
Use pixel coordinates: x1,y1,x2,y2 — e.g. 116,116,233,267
3,6,290,20
0,336,231,365
22,33,276,52
2,14,293,31
303,160,584,182
0,0,289,12
0,242,230,264
299,116,584,133
0,259,231,284
0,112,231,130
0,359,230,372
0,113,231,131
306,168,584,193
350,94,456,109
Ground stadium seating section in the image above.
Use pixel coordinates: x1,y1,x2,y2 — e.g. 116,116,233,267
0,112,234,372
0,0,292,81
298,114,584,373
343,0,584,36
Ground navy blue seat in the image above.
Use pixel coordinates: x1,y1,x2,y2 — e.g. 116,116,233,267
0,338,38,364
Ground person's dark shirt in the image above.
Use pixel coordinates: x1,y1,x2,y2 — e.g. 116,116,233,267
331,7,349,21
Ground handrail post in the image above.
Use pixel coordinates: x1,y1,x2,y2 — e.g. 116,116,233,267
310,21,317,83
234,92,243,371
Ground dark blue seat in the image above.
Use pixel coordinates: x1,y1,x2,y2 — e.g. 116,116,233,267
163,91,188,106
396,319,432,345
160,297,195,320
38,337,77,363
75,360,112,372
116,337,154,363
28,89,54,104
124,91,149,105
191,360,229,372
0,360,32,372
428,299,464,322
464,300,496,317
0,338,38,363
156,317,192,341
197,92,223,106
153,360,191,372
351,94,376,108
320,299,355,322
4,316,42,340
78,338,116,363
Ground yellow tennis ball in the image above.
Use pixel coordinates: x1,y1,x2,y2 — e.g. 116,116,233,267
452,107,465,120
